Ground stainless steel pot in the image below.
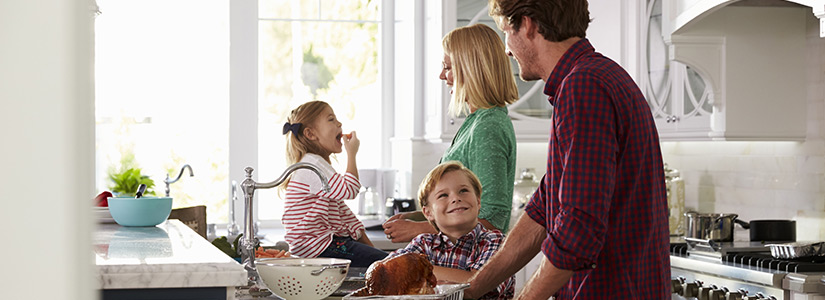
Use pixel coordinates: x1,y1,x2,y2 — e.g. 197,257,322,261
684,212,739,242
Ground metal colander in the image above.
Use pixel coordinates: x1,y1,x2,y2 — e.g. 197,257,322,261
256,258,350,300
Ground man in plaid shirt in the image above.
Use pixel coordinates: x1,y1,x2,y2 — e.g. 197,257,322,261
466,0,670,299
389,161,514,299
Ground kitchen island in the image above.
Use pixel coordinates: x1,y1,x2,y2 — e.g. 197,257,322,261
94,219,247,300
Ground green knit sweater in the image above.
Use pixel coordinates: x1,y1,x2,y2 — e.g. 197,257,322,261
441,106,517,232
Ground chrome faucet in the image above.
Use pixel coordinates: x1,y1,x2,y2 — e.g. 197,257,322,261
239,162,330,288
227,180,241,238
164,164,194,197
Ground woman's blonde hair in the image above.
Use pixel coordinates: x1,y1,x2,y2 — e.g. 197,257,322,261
417,161,482,231
280,101,332,189
443,23,519,117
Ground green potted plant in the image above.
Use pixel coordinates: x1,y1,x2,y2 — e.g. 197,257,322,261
108,168,157,197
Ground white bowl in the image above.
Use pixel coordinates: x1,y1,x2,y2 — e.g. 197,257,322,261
256,258,350,300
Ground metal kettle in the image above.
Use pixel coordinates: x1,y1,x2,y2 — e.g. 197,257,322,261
510,168,540,230
665,164,685,236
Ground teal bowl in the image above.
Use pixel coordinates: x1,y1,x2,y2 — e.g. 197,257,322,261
108,197,173,227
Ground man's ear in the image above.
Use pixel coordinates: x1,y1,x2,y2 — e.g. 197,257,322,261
521,16,538,40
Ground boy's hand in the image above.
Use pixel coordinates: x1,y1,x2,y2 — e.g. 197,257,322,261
342,131,359,155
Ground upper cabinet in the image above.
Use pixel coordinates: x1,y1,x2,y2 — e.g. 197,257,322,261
426,0,633,143
643,0,823,141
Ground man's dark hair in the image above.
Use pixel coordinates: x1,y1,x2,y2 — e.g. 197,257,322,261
488,0,591,42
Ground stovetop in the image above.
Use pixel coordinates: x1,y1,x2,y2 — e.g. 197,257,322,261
671,242,825,273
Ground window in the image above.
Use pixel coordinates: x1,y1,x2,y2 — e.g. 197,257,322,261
94,0,230,223
95,0,391,226
255,0,385,221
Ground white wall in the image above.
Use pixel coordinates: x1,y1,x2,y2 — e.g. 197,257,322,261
0,1,96,299
660,14,825,240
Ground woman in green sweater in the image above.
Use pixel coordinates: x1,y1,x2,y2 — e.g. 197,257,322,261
383,24,518,242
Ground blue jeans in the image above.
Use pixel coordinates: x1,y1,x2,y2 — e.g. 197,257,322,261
318,236,389,268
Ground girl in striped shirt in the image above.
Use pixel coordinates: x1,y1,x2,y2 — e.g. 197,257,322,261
281,101,388,267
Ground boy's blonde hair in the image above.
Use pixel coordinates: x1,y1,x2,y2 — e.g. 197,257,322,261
418,161,482,231
281,101,332,190
442,23,519,117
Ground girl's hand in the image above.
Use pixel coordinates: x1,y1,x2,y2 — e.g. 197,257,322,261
343,131,360,155
356,229,375,247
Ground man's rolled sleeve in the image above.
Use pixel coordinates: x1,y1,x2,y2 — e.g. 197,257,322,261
527,175,604,271
542,224,600,271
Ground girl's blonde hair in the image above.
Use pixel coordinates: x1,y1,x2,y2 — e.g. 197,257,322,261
281,101,332,190
285,100,333,164
417,161,482,232
443,23,519,117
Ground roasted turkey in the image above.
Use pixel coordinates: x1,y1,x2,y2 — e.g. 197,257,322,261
354,253,437,296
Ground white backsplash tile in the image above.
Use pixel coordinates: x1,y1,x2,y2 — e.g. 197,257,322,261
663,26,825,240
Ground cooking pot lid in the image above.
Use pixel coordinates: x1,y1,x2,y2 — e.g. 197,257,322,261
685,211,738,219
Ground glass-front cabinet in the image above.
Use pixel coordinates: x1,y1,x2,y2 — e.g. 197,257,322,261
642,0,714,139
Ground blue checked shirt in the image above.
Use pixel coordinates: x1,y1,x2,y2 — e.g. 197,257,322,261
390,223,515,299
524,38,670,299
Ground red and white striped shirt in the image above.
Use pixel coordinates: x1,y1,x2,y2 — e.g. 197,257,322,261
282,153,364,258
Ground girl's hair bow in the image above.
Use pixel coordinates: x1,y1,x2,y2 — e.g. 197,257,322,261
283,122,302,136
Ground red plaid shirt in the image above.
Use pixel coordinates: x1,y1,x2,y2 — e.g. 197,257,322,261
390,223,514,299
524,38,670,299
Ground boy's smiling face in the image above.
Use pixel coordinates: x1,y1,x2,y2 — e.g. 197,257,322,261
422,170,480,235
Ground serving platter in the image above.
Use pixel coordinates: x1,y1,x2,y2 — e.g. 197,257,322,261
343,283,470,300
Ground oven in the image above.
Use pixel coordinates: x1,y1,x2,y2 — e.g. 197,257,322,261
670,241,825,300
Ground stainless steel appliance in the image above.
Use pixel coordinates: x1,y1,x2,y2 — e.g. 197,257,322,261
670,239,825,299
357,169,398,216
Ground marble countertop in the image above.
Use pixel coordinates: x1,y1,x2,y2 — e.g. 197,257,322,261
94,219,247,289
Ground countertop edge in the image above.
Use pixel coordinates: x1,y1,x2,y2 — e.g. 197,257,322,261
99,269,247,289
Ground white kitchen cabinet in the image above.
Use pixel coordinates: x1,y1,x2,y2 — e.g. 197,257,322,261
640,0,814,141
425,0,634,143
